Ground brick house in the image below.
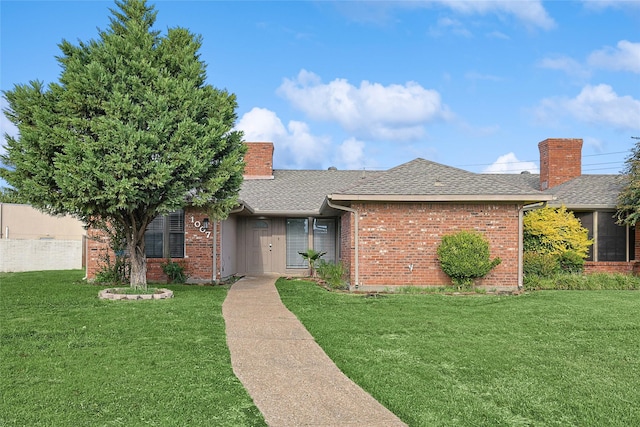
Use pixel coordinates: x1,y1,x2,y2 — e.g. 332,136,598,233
86,138,637,290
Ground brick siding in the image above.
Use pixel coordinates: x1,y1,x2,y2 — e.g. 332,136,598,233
339,212,353,281
584,261,636,275
86,207,220,283
243,142,274,178
348,202,521,290
539,138,583,190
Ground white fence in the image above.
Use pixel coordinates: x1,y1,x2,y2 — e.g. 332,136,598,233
0,239,84,273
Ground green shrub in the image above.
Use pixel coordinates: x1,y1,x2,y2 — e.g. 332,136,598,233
523,206,592,258
298,249,326,277
95,252,130,285
523,252,560,278
161,260,188,284
559,250,585,274
523,272,640,291
316,260,348,290
436,230,501,289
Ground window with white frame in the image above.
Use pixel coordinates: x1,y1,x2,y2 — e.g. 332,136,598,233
286,218,308,268
313,218,336,263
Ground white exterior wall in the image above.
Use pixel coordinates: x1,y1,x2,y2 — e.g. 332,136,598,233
0,239,84,272
0,203,86,240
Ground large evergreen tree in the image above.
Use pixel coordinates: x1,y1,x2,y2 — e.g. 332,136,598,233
1,0,245,289
616,138,640,227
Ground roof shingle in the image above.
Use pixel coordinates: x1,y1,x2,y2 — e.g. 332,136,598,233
238,159,622,214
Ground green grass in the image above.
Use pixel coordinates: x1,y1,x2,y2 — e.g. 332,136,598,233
0,270,265,427
277,278,640,426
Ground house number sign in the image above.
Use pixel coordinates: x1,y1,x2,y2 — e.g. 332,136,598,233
190,216,211,239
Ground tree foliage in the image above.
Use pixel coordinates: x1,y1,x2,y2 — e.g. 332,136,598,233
0,187,26,204
436,230,501,289
0,0,245,288
616,138,640,226
523,206,592,258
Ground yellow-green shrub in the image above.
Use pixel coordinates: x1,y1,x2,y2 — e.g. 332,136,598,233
523,206,593,258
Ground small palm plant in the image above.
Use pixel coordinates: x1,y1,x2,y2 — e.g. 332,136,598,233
298,249,327,277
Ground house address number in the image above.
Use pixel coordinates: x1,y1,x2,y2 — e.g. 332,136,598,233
190,216,211,239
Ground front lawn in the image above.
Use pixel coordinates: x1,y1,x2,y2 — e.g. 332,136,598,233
0,271,265,426
277,278,640,426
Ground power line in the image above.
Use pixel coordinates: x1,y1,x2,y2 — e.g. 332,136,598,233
583,151,628,157
454,150,628,169
582,167,624,172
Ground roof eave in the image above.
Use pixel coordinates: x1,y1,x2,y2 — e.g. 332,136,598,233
328,194,555,203
546,202,617,210
243,209,322,217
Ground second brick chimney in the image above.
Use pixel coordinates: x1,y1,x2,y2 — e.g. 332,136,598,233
243,142,274,179
538,138,583,190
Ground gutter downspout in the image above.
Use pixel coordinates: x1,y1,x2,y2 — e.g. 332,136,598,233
212,221,218,283
519,201,548,289
326,199,359,290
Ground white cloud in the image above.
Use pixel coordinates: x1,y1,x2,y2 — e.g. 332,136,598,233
535,84,640,131
584,136,604,152
434,0,555,30
537,56,591,80
581,0,640,11
538,40,639,80
428,17,472,37
588,40,640,73
235,107,331,169
333,0,554,29
277,70,452,141
465,71,503,82
486,31,510,40
236,107,287,142
335,137,367,170
483,152,539,174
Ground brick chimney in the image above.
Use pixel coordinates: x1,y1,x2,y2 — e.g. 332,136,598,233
538,138,583,190
243,142,274,179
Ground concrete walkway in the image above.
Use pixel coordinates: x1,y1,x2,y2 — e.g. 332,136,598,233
222,275,407,427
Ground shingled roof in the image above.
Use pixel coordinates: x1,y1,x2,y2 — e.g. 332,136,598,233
544,175,623,208
238,158,622,215
239,169,384,215
488,173,623,208
329,158,552,202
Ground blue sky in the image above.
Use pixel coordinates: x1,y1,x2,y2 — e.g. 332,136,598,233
2,1,639,181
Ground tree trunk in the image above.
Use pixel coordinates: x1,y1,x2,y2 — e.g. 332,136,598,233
128,238,147,290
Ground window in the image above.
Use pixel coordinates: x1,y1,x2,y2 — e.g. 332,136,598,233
574,212,594,261
598,212,627,262
286,218,308,268
313,218,336,263
145,210,185,258
575,211,633,262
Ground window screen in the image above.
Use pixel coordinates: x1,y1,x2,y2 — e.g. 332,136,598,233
313,218,336,263
574,212,594,261
286,218,308,268
597,211,627,261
